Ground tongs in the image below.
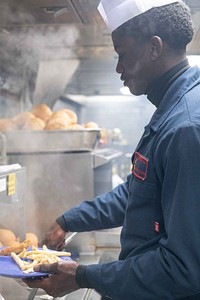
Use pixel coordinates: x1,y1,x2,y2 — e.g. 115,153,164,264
64,232,77,246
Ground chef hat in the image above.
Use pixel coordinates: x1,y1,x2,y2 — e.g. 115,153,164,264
98,0,180,32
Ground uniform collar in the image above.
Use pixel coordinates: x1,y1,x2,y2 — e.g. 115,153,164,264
147,60,190,108
148,66,200,132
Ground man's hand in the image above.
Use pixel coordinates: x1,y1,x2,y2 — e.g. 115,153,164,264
39,221,66,250
23,260,80,297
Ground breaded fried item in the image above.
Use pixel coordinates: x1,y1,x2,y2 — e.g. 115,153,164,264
0,239,31,256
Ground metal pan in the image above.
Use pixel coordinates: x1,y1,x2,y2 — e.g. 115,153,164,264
4,129,100,153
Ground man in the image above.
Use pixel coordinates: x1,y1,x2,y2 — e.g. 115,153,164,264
24,0,200,299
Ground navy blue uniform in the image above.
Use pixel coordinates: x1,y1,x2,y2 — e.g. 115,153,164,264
58,66,200,299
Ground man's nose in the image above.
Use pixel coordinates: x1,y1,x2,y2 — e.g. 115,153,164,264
116,60,123,74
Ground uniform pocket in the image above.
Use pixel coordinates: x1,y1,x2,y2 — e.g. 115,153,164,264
129,178,157,199
125,176,158,240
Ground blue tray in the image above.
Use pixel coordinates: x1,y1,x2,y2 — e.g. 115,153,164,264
0,249,71,279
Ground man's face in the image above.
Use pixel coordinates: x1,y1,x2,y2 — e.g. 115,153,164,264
112,31,154,96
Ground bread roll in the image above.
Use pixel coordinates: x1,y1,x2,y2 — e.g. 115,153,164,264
58,109,78,125
50,110,71,123
13,112,35,129
0,229,17,245
0,119,16,131
25,232,38,247
68,124,85,130
84,122,99,129
32,104,52,122
44,117,70,130
22,117,46,130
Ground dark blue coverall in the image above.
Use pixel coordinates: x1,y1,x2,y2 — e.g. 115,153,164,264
58,65,200,300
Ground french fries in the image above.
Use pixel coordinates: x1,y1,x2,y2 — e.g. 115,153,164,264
11,244,71,274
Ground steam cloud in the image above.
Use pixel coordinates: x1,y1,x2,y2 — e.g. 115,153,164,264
0,1,80,113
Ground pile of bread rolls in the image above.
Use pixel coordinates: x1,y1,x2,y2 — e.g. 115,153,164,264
0,104,99,131
0,228,38,247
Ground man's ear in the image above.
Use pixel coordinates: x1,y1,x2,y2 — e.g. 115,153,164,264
149,36,163,61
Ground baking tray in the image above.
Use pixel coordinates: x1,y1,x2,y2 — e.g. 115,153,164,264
4,129,100,153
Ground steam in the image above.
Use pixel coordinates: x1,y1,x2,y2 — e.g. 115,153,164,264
0,25,80,77
0,0,35,24
0,1,80,112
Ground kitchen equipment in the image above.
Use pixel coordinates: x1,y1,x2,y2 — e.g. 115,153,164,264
0,165,26,241
0,165,29,299
4,129,100,153
3,131,121,300
0,132,7,164
65,232,78,246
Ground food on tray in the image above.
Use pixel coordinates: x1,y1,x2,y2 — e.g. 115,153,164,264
44,117,70,130
68,124,85,130
84,122,99,129
0,119,16,131
25,233,38,247
22,117,46,130
50,110,71,121
32,104,53,122
0,239,31,256
11,244,71,274
13,112,35,129
0,229,39,248
0,229,18,246
44,108,80,130
0,104,99,132
58,109,78,125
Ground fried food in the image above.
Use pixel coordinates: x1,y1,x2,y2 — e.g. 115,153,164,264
0,239,31,256
11,244,71,274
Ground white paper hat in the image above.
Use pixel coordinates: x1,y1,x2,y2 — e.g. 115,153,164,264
98,0,180,32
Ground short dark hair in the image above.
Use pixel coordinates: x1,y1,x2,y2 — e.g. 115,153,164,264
115,2,194,50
